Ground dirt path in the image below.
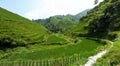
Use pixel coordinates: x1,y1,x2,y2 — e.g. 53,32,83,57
84,41,113,66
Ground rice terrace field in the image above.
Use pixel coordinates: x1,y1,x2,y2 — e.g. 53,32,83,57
0,38,105,66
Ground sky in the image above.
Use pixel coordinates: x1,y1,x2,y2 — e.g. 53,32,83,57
0,0,103,19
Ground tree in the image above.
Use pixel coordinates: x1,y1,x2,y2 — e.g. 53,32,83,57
94,0,99,5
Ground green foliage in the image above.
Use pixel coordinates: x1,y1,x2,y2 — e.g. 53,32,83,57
88,0,120,36
0,36,27,46
67,0,120,39
35,15,77,33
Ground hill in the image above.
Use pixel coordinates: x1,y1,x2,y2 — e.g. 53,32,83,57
34,9,90,33
74,9,91,21
67,0,119,39
35,15,76,33
0,7,49,47
67,0,120,65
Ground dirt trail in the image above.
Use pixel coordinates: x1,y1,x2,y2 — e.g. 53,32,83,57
84,41,113,66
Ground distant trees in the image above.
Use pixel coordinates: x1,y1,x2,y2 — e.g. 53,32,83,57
34,10,90,33
35,15,77,33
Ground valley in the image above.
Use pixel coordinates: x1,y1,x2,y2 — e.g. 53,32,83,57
0,0,120,66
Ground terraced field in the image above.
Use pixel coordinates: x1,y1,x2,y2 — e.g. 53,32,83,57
0,8,49,46
0,38,105,66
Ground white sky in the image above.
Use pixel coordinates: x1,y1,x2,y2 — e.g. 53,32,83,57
0,0,103,19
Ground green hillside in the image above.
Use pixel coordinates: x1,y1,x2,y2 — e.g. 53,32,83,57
68,0,118,38
34,9,90,33
0,7,49,47
67,0,120,65
74,9,90,21
35,15,77,33
67,1,106,35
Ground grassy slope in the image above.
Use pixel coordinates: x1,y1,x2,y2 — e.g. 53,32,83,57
0,7,48,45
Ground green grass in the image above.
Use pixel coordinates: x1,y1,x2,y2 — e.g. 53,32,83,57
45,34,68,45
0,38,103,65
0,7,49,46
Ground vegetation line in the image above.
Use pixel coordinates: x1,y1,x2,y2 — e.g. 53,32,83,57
84,41,113,66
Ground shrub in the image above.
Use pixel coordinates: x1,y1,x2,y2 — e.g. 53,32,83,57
0,36,14,46
0,36,28,47
108,33,118,40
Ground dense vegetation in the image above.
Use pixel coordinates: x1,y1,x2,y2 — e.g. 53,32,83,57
34,9,90,33
67,0,119,39
35,15,76,33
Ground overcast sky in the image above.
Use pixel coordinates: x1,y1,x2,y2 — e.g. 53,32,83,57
0,0,103,19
